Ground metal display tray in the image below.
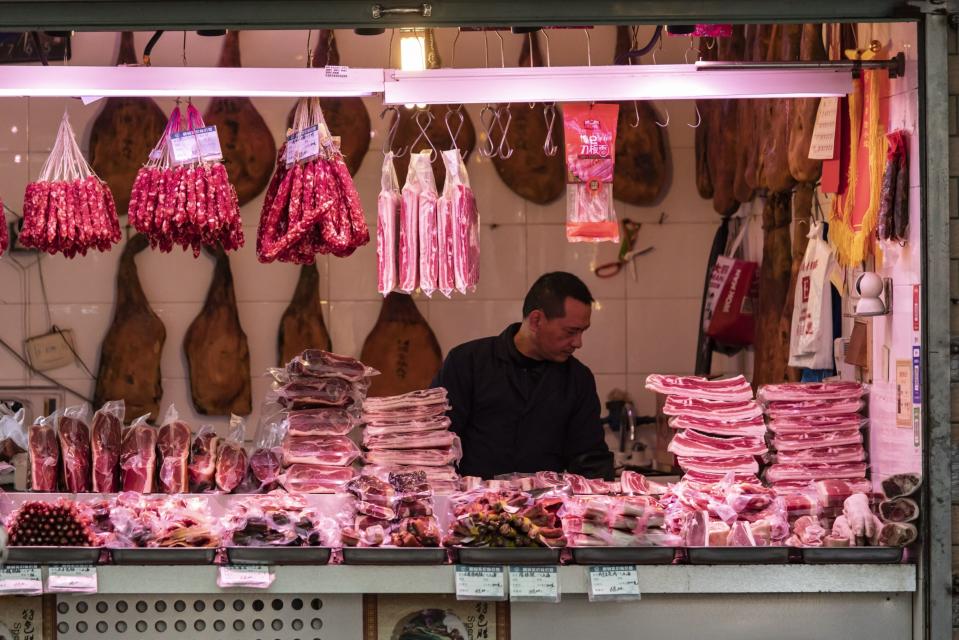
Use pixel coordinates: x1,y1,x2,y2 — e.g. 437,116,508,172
571,546,676,565
455,547,562,565
802,547,903,564
109,548,217,565
6,546,102,565
342,547,449,565
685,546,791,564
225,546,331,565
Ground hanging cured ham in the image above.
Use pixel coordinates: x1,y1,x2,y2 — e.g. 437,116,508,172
706,25,745,216
760,24,803,194
278,263,331,366
752,192,792,388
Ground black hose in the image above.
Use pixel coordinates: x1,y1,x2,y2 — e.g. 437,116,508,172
614,25,662,65
142,30,164,65
30,32,48,66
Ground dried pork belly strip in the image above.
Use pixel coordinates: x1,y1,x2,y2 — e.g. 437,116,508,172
758,381,865,402
364,445,461,467
645,374,754,402
764,398,864,418
282,435,361,466
676,455,760,475
766,414,866,434
362,387,448,410
286,349,372,382
775,445,866,464
363,430,458,450
668,414,768,437
363,415,452,436
280,463,356,493
667,429,768,457
662,397,764,421
771,429,864,451
764,462,868,483
681,469,761,486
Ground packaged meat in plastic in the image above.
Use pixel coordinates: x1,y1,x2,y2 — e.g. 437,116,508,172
364,440,462,468
285,349,378,382
215,415,250,494
758,381,866,403
363,429,458,451
222,492,348,548
416,155,440,297
363,388,450,418
110,493,219,548
281,463,356,493
286,407,356,437
766,414,867,435
391,516,442,547
272,376,362,408
398,152,426,293
771,429,863,451
157,404,192,494
363,414,451,436
362,464,460,487
91,400,124,493
668,414,768,438
645,374,754,402
120,414,158,493
282,434,361,467
677,455,760,476
246,412,286,492
57,404,93,493
28,411,60,492
436,185,455,298
188,425,221,493
662,396,764,421
667,429,768,458
444,489,566,549
775,445,867,465
764,398,865,418
377,152,402,295
0,404,26,461
764,462,869,483
562,102,620,243
437,150,479,295
346,475,395,506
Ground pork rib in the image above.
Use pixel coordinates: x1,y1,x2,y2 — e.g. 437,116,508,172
157,420,192,493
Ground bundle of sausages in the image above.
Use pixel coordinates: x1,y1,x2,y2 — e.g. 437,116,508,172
20,113,120,257
129,104,244,255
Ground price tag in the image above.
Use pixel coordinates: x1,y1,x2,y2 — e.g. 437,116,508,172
168,126,223,164
217,565,275,589
324,65,350,78
808,97,839,160
587,565,641,602
285,125,321,166
47,564,98,593
0,565,42,595
508,566,559,603
454,566,506,601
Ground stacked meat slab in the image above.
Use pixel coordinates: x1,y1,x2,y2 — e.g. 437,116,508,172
274,350,374,493
341,470,442,548
360,388,462,494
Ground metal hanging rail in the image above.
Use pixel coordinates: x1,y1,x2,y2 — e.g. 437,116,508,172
696,52,907,78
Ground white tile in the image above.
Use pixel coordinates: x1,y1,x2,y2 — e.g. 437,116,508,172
328,237,380,301
525,194,566,224
26,97,97,154
469,151,527,225
470,224,527,300
626,373,661,417
0,152,29,218
0,99,28,152
625,222,718,299
627,298,701,374
137,244,215,304
0,305,30,385
27,249,120,305
576,298,627,375
626,146,720,224
427,299,520,355
525,224,625,300
230,236,315,304
328,300,382,359
593,374,627,408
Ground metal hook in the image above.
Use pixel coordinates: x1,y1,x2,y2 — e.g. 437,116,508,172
387,28,395,69
479,104,502,158
543,103,559,157
445,105,465,150
684,37,700,64
542,29,551,67
584,28,592,66
495,31,505,67
380,106,408,157
496,107,514,159
655,106,670,128
705,36,717,50
687,104,702,128
630,101,641,128
450,28,461,68
412,108,438,162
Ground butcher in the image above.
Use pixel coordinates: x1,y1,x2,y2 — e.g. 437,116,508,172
432,271,613,480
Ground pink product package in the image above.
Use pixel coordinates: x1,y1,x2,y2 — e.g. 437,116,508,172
281,463,357,493
377,153,401,296
398,165,421,293
441,150,479,295
418,188,439,297
436,195,455,297
282,434,361,467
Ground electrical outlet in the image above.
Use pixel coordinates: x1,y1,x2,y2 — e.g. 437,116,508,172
25,329,77,371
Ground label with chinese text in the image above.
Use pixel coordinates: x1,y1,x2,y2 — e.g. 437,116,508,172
454,565,506,601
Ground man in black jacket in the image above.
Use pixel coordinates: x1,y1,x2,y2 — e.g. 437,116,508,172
432,271,613,480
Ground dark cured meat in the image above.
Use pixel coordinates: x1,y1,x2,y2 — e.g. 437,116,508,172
184,246,252,415
91,409,122,493
492,32,566,205
203,31,276,206
613,27,670,207
58,415,91,493
743,25,774,192
708,26,745,216
732,25,760,204
695,39,716,200
94,234,165,420
278,263,331,366
89,32,168,217
752,192,792,388
28,423,58,491
360,293,442,397
157,420,191,493
286,29,370,178
188,429,220,492
780,183,814,381
788,24,828,184
120,424,157,493
761,24,803,194
392,29,476,187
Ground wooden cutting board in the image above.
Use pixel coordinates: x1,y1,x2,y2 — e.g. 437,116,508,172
708,26,745,216
94,233,165,421
788,24,828,184
752,191,792,388
183,246,252,415
760,24,803,194
278,262,331,366
613,26,670,207
88,32,168,217
780,183,815,382
392,29,476,187
286,29,371,177
743,25,774,193
360,293,442,397
490,32,566,205
204,31,276,206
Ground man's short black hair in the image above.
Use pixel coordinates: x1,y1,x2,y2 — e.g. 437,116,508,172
522,272,594,319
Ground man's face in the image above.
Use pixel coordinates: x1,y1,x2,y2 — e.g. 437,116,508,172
528,297,592,362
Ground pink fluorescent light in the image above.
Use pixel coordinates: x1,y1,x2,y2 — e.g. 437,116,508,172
0,65,384,97
383,64,852,105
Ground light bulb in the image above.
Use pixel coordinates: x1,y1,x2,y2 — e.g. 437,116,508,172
399,30,426,72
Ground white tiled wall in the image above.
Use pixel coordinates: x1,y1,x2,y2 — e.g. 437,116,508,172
0,27,724,435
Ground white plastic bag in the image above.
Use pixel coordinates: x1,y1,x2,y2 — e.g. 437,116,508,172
789,222,835,369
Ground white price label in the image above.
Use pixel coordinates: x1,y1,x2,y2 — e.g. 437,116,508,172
587,565,641,601
47,564,98,593
285,125,321,166
508,566,559,602
0,565,42,595
217,564,274,589
168,126,224,164
454,566,506,601
808,97,839,160
324,65,350,78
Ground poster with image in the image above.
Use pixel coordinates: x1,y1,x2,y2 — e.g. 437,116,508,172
363,594,509,640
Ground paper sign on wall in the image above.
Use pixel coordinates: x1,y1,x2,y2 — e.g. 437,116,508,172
895,360,912,427
808,97,839,160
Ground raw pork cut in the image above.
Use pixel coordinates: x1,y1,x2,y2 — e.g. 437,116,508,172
363,415,451,436
682,469,761,488
249,447,282,491
772,430,863,451
28,422,59,491
878,497,919,523
878,522,917,546
287,407,355,437
765,462,868,483
188,427,220,492
758,381,865,402
215,442,249,493
668,429,768,457
274,377,357,407
767,414,865,434
363,388,449,415
157,420,191,493
120,423,157,492
286,349,375,382
364,444,461,468
281,435,361,466
662,396,763,421
363,430,458,451
676,455,760,475
281,463,356,493
645,374,754,401
775,445,866,464
814,479,873,507
881,473,921,498
668,414,768,437
58,414,92,493
764,398,864,418
91,405,123,493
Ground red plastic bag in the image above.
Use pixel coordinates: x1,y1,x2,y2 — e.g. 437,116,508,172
562,103,620,243
702,217,757,347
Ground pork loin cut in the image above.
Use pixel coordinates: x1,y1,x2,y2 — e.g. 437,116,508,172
28,423,59,491
157,420,192,493
668,429,768,457
120,424,157,492
281,463,357,493
91,407,122,492
645,374,754,401
188,427,220,492
682,469,761,488
775,444,866,464
58,415,92,493
215,442,249,493
765,398,865,418
767,414,865,434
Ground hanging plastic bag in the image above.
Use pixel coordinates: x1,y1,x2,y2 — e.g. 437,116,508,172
416,153,440,297
157,403,192,494
788,222,836,369
0,405,26,458
91,400,124,493
563,103,620,243
703,216,758,347
377,152,402,295
187,424,220,493
444,149,479,294
215,414,250,494
119,414,158,493
398,151,427,293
